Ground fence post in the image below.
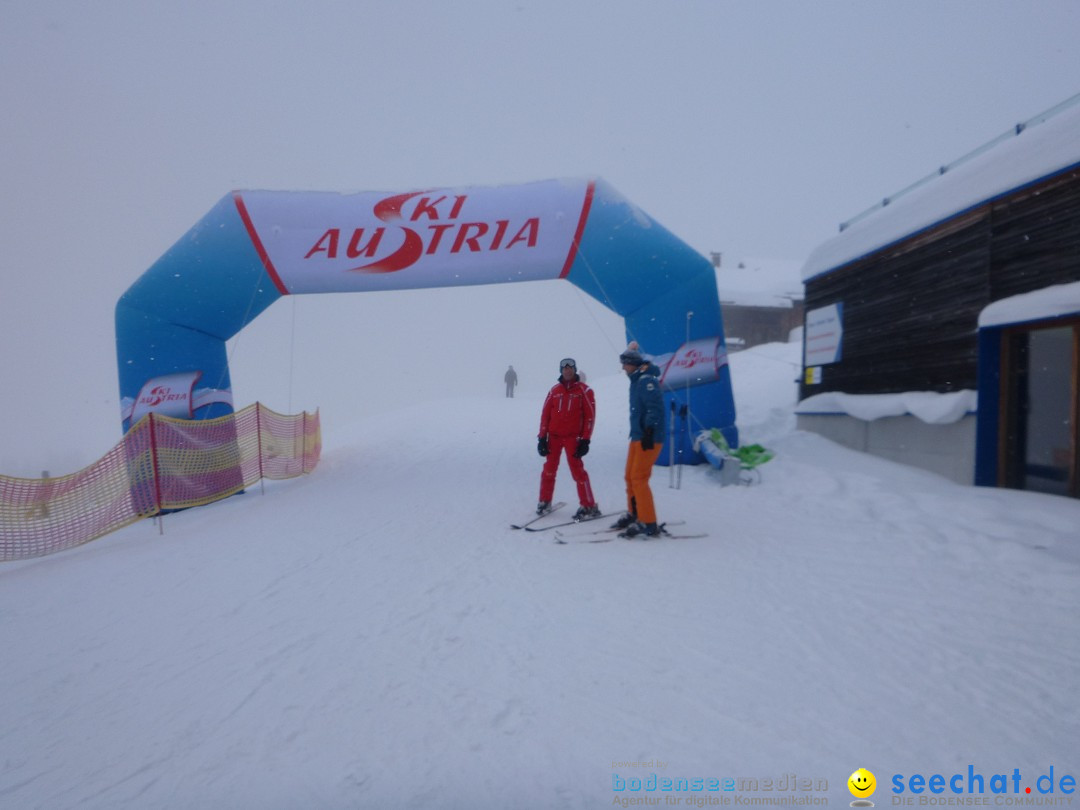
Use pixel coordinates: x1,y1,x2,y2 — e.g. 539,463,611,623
148,413,164,534
302,411,309,474
40,470,51,518
256,402,265,494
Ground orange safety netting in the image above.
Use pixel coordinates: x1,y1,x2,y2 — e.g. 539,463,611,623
1,403,321,562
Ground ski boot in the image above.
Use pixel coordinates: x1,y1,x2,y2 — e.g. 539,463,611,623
620,521,661,539
573,505,602,521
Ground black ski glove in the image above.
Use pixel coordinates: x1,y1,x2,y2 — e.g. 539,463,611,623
537,436,549,456
573,439,590,458
641,427,655,451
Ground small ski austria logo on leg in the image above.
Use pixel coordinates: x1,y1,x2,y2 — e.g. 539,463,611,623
890,765,1076,805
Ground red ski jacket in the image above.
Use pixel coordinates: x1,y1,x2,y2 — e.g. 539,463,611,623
538,378,596,440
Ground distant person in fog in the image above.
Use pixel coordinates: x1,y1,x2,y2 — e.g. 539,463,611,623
504,365,518,398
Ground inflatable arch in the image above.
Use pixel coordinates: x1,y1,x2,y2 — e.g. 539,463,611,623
116,178,738,463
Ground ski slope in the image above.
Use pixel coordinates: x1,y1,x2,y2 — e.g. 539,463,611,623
1,341,1078,809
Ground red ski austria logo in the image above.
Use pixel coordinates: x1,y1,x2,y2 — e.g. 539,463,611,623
235,180,593,294
127,370,204,424
673,348,710,370
302,190,541,274
140,385,189,409
657,337,728,389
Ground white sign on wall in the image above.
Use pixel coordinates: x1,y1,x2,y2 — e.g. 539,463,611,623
804,302,844,367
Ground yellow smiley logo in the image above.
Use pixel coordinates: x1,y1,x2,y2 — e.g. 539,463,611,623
848,768,877,798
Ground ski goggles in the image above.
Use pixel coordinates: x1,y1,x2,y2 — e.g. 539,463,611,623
560,358,577,369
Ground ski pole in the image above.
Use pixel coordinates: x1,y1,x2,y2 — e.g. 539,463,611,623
668,399,676,488
673,403,682,488
678,310,693,490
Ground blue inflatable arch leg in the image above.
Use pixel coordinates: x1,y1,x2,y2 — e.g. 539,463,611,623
565,180,738,463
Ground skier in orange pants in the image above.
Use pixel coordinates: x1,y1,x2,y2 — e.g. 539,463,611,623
610,344,666,538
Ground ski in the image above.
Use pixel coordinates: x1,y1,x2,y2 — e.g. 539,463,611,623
557,522,682,542
620,530,707,541
554,534,615,545
524,511,610,532
618,521,703,540
552,524,625,540
555,528,705,545
509,501,567,530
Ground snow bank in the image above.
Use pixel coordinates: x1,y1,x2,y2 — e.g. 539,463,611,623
796,389,977,424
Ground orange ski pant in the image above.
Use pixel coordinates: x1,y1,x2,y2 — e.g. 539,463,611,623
624,440,663,524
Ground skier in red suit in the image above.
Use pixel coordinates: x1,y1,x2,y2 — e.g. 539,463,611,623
536,358,600,520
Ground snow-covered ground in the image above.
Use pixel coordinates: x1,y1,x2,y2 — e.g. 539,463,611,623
2,340,1078,809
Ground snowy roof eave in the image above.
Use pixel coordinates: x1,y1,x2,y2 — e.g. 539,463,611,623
978,281,1080,328
801,100,1080,282
718,292,801,308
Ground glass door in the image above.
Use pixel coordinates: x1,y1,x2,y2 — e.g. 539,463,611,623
1003,322,1079,497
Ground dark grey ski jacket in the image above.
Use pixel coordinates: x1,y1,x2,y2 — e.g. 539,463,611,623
627,362,665,441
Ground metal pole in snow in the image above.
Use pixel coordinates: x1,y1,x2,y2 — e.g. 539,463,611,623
668,400,676,488
676,311,694,489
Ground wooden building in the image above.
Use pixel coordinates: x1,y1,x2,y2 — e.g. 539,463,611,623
714,257,804,350
796,96,1080,497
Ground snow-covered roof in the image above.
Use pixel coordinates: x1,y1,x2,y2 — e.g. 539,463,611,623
978,280,1080,328
715,256,804,308
802,94,1080,282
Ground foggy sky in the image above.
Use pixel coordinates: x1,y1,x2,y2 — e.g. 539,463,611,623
3,0,1079,474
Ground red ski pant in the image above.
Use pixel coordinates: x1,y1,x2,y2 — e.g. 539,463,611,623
624,440,663,524
539,435,596,507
